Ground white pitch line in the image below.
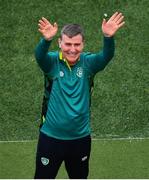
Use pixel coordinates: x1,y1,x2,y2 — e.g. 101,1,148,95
0,140,37,143
0,137,149,143
92,137,149,141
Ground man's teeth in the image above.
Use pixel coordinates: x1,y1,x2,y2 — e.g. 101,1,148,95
68,53,76,56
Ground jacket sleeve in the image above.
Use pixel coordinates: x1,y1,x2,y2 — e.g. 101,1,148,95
35,38,55,73
84,36,115,74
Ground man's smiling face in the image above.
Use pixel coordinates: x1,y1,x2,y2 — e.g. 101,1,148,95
58,34,84,65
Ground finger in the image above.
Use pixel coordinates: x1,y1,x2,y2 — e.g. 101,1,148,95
118,21,125,28
116,15,124,24
38,28,43,33
54,22,58,31
39,20,46,27
114,13,123,23
42,17,51,26
38,23,44,30
54,22,58,28
102,18,106,25
108,12,119,21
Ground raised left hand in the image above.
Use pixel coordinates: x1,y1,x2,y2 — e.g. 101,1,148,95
102,12,125,37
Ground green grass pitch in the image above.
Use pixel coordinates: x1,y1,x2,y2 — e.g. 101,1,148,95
0,138,149,179
0,0,149,179
0,0,149,141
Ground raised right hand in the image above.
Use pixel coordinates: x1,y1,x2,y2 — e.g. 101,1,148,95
38,17,58,41
102,12,125,37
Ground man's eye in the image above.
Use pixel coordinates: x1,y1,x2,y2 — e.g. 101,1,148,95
75,44,81,46
66,43,71,46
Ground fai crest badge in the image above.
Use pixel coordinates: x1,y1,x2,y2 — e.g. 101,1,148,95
41,157,49,166
76,67,83,78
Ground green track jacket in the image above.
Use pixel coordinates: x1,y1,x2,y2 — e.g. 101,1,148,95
35,36,115,140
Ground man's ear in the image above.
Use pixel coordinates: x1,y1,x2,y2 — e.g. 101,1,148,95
58,38,61,48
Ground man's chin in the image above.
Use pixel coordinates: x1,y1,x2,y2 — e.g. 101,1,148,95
67,58,78,65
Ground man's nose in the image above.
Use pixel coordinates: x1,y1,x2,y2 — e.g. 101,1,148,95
70,45,76,52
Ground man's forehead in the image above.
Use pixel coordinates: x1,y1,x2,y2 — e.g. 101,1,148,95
61,34,83,42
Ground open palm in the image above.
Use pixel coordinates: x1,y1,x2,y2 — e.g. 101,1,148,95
102,12,125,37
38,17,58,40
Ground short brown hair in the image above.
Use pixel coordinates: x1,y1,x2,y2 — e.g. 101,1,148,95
60,24,85,40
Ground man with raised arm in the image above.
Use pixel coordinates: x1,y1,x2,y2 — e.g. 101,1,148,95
34,12,125,179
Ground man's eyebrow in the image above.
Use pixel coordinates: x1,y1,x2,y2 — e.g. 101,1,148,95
64,42,81,46
65,42,71,45
74,43,81,45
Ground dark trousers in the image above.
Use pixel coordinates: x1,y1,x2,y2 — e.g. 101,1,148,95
34,132,91,179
